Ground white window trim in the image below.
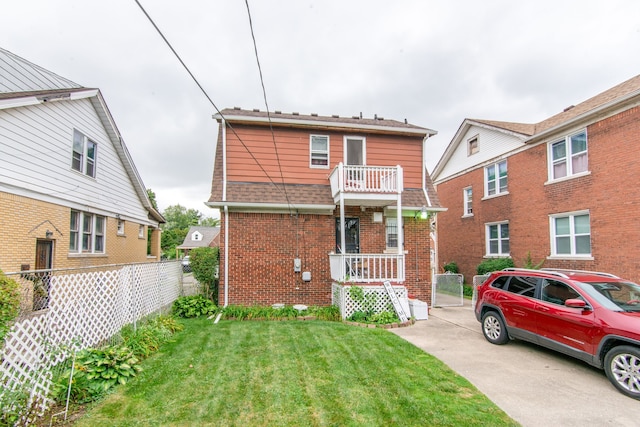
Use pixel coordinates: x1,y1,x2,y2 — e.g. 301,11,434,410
309,134,330,169
546,129,588,183
462,186,473,217
484,160,508,198
139,225,145,239
548,210,592,258
385,216,398,250
485,221,510,257
71,129,98,178
343,136,366,165
467,134,479,156
69,210,106,255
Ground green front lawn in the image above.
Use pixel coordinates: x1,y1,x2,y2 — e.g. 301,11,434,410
75,319,517,427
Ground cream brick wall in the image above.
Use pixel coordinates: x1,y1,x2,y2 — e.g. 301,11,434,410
0,192,159,273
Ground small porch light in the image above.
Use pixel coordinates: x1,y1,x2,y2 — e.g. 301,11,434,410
420,206,428,220
45,230,53,239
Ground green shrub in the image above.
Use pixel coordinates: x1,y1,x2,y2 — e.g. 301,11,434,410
476,258,514,275
172,295,217,318
522,251,545,269
463,285,475,298
0,270,20,345
189,247,219,302
442,262,459,274
53,345,143,404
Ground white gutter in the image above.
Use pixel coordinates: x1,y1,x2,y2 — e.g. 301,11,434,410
221,118,229,307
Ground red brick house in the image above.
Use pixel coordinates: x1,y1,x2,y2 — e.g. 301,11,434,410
207,108,443,306
431,75,640,283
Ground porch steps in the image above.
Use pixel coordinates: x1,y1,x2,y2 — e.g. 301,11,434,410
383,280,408,323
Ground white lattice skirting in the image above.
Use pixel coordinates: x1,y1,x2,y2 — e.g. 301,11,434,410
331,282,408,319
0,261,182,422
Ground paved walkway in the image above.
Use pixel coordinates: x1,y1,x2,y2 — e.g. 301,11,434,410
391,301,640,427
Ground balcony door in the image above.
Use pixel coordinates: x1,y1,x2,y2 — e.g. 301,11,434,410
336,217,359,254
345,137,365,166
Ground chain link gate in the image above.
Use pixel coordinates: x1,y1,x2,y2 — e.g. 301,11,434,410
471,274,490,308
432,273,464,307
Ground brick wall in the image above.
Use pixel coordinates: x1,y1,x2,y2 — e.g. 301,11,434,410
436,106,640,283
0,192,156,273
218,206,433,306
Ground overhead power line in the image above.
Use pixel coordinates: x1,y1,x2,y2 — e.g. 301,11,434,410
244,0,292,212
133,0,296,207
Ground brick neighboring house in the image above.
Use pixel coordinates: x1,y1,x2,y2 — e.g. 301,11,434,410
431,74,640,283
207,108,443,306
0,47,164,274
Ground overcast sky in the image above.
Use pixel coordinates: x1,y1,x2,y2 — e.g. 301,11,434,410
2,1,640,217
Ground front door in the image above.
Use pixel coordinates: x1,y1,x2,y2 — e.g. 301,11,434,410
34,239,53,310
336,217,360,254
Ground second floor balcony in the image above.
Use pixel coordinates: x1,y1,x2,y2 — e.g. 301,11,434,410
329,163,403,206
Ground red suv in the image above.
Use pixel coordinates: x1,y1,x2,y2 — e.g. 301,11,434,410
475,268,640,399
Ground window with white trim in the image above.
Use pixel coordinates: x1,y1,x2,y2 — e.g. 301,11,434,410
70,210,105,253
139,225,145,239
310,135,329,168
485,160,507,197
550,212,591,256
386,217,398,249
468,136,479,156
549,131,588,180
72,130,97,177
463,187,473,216
486,222,509,256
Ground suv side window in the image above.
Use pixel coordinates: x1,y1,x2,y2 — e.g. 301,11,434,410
506,276,538,297
540,279,580,305
490,275,510,290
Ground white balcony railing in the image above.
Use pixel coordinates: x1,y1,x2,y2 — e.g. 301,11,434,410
329,163,403,197
329,253,405,283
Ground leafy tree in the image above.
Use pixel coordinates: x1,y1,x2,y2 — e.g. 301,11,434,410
162,205,202,230
189,247,219,303
200,216,220,227
146,189,158,211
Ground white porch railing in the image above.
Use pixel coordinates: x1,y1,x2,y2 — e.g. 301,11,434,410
329,163,403,197
329,253,405,283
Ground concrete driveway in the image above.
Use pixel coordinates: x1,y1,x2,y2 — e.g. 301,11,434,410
392,301,640,427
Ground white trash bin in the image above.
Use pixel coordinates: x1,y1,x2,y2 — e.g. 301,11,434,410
408,299,429,320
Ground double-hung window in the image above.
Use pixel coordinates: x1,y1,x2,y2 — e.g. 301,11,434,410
463,187,473,216
485,160,507,197
550,211,591,257
72,130,97,177
69,210,106,254
486,222,509,256
549,131,588,180
310,135,329,168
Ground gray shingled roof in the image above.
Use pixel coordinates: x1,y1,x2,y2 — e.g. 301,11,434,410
177,226,220,249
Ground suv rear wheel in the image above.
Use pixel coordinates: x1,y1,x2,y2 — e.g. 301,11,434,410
604,345,640,400
482,311,509,345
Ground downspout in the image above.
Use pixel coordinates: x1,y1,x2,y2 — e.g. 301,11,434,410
221,119,229,307
422,134,432,207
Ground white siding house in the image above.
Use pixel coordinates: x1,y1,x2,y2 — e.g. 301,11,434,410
0,47,163,273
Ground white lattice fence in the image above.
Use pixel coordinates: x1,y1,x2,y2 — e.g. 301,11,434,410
331,282,408,319
0,261,182,422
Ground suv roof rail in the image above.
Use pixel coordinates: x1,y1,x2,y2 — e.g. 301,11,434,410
501,268,569,278
540,268,620,279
